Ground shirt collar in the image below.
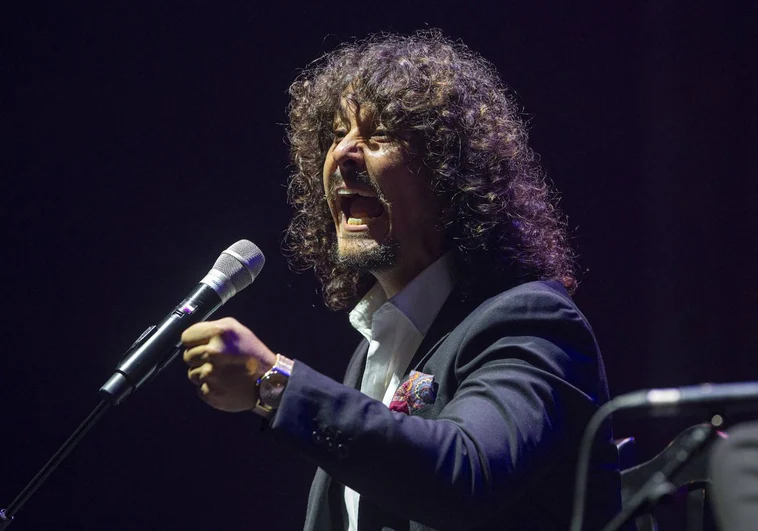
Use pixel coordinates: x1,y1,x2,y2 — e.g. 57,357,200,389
348,282,386,338
348,252,457,337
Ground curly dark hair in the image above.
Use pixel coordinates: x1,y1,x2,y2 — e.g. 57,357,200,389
285,30,577,311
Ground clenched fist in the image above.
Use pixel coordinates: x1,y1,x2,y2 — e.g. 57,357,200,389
181,317,277,412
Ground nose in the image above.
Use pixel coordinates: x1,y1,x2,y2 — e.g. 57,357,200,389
332,130,365,172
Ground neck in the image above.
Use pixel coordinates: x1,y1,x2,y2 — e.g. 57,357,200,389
372,250,445,299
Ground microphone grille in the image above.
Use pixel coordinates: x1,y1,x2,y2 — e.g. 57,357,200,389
211,240,265,296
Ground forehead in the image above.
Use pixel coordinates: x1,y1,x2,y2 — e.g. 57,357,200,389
332,92,377,125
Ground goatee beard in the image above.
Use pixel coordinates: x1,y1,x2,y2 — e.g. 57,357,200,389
331,238,398,273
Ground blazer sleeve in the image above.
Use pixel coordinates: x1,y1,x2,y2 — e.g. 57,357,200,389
268,282,608,530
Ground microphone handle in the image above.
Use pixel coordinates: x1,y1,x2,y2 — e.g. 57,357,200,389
99,283,222,405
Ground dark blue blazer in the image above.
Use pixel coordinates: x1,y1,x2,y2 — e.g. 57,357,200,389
270,280,621,530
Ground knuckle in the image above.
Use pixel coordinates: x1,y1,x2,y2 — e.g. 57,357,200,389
217,317,239,329
203,346,220,357
184,347,210,366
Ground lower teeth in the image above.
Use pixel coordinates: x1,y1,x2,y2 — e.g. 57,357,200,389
347,217,366,225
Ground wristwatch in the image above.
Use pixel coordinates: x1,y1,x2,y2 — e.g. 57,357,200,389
253,354,294,419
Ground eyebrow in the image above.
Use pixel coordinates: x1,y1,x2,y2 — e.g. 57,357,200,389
332,99,381,132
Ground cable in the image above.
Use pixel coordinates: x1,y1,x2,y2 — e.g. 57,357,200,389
569,396,634,531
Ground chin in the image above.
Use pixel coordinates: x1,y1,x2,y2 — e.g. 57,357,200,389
333,238,398,272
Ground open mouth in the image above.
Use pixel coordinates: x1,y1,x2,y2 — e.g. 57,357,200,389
337,188,385,226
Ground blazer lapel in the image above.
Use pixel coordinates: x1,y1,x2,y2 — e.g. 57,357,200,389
343,338,369,389
408,286,483,373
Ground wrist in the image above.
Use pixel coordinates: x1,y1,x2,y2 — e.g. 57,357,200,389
253,354,294,419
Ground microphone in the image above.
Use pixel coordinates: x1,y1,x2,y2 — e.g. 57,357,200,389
612,381,758,415
99,240,265,405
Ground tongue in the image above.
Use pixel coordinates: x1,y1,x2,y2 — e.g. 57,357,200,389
349,196,383,218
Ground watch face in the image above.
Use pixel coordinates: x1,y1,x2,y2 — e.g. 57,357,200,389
259,372,288,408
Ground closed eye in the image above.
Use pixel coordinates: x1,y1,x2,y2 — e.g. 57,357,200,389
371,129,392,142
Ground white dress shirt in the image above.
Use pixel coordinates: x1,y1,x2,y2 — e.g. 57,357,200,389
344,253,457,531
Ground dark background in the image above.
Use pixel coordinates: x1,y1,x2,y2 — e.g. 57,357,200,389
2,2,756,529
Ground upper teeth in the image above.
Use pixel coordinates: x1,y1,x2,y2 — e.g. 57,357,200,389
337,189,374,197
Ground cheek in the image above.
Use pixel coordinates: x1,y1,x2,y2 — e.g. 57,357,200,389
389,185,436,235
322,152,336,211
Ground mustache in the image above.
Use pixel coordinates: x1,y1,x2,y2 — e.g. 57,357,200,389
328,169,376,195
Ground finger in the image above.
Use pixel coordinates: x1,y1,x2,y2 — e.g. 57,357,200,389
200,382,211,397
198,382,215,402
183,345,214,367
181,320,231,348
187,363,213,386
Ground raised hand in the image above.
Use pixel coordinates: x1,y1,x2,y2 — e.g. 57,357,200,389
181,317,277,412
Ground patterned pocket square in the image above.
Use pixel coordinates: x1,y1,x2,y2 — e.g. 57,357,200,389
389,371,437,415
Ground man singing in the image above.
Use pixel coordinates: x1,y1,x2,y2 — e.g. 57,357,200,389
181,31,620,530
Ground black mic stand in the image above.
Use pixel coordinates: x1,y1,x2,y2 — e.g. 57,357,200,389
0,401,110,529
602,419,722,531
0,326,178,529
